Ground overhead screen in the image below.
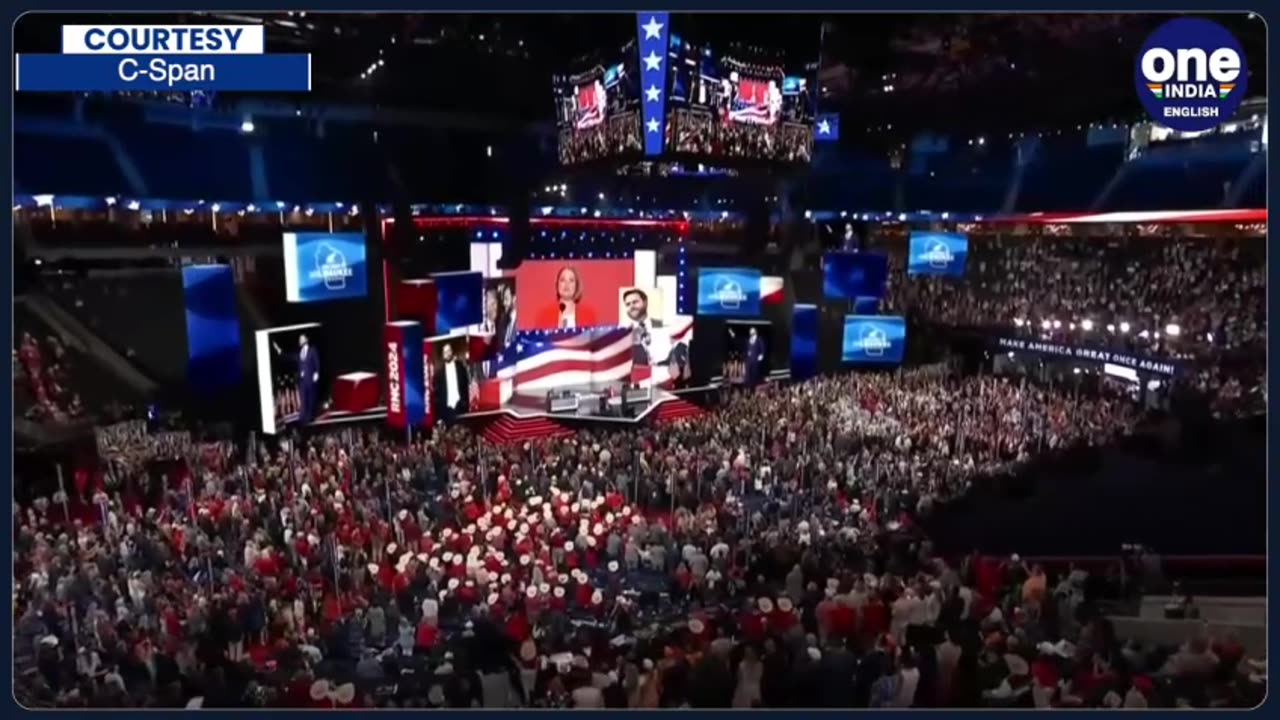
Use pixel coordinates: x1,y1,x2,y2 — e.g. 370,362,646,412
665,33,815,163
554,40,643,165
842,315,906,364
908,231,969,276
283,231,368,303
696,267,762,317
823,252,888,300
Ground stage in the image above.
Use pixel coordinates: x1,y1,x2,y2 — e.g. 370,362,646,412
283,386,711,440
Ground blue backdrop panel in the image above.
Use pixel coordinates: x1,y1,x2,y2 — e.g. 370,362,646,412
182,264,242,389
790,304,818,380
823,252,889,300
432,271,484,334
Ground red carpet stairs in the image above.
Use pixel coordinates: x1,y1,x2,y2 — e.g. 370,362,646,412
480,414,574,444
651,397,705,424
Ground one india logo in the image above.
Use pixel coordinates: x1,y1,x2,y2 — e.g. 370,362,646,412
1134,18,1247,133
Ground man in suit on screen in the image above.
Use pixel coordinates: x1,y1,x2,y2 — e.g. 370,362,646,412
433,342,470,422
746,326,765,386
275,334,320,424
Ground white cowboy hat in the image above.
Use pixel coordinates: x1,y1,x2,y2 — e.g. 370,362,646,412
539,583,551,595
500,573,512,584
558,573,570,584
563,541,574,552
442,551,455,563
608,560,620,573
688,618,705,634
447,578,460,590
553,586,566,598
621,506,632,517
570,502,581,513
758,597,775,613
519,554,531,566
428,557,442,570
528,496,543,507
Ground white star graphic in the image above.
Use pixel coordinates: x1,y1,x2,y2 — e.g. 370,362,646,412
817,119,831,135
646,117,660,133
643,50,662,72
641,16,664,40
645,84,661,102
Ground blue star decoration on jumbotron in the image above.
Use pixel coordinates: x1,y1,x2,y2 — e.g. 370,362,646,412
641,15,664,39
636,12,670,156
815,113,840,142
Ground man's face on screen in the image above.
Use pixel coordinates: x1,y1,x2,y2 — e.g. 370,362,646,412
624,293,647,322
299,334,307,347
501,284,514,308
442,344,454,362
485,290,499,320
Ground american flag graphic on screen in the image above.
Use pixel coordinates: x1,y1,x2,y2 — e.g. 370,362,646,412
728,77,780,125
489,327,634,393
575,81,606,129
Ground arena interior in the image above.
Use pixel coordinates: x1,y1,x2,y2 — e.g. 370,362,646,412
10,11,1269,710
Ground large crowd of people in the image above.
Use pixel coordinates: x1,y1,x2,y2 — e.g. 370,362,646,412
870,232,1267,418
14,330,87,426
15,369,1262,709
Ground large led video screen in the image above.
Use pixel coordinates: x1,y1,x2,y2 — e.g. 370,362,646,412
182,264,241,389
554,40,643,165
283,232,368,303
823,252,889,300
665,35,815,163
696,267,762,317
908,231,969,276
254,323,324,434
514,259,636,330
480,276,518,348
432,271,484,334
842,315,906,365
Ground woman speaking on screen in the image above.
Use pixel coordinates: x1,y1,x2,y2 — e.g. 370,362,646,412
535,265,598,329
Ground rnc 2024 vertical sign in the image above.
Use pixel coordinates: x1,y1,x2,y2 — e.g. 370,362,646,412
16,25,311,91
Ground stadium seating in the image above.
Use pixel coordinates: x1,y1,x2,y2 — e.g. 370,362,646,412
1014,133,1126,212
